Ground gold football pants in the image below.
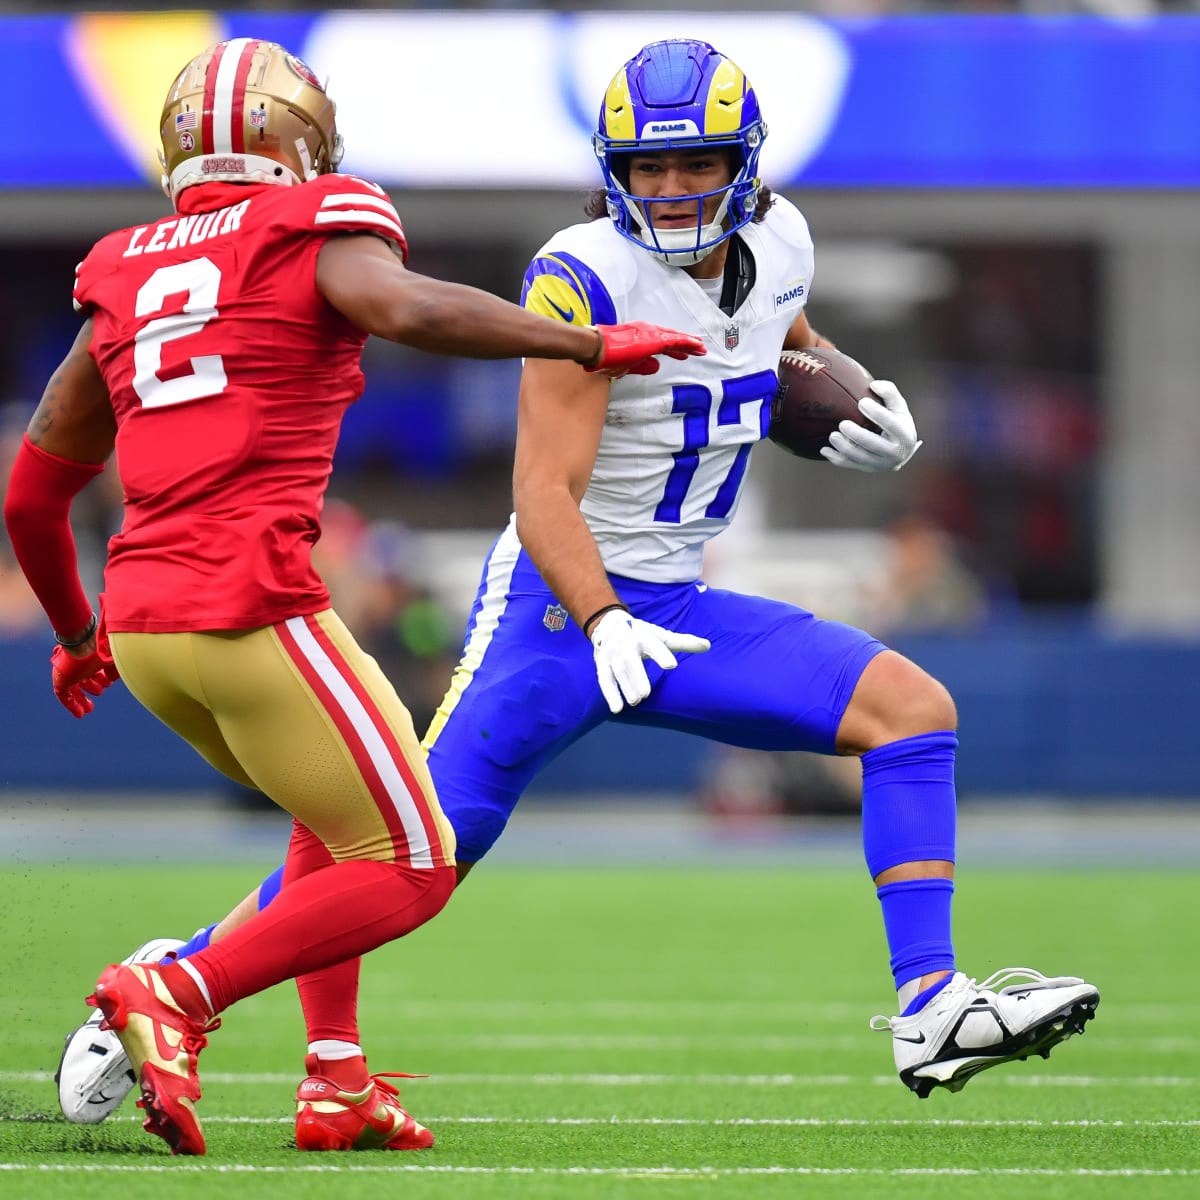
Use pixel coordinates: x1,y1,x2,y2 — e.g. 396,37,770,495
110,609,455,869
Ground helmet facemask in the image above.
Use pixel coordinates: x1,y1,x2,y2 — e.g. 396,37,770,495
158,38,343,206
594,39,767,266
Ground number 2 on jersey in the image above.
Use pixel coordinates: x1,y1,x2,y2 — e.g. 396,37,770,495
132,257,227,408
653,370,776,523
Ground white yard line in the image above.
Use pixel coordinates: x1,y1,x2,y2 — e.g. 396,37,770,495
31,1114,1199,1128
1,1164,1198,1177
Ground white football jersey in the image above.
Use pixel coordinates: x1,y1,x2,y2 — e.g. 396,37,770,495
519,197,815,582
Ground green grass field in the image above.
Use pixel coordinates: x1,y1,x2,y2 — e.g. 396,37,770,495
1,861,1197,1198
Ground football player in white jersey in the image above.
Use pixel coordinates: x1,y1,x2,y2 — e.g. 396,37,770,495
58,38,1097,1128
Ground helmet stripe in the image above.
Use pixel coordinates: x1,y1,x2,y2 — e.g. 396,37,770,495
207,37,256,155
229,39,262,154
603,71,637,141
704,59,746,136
200,39,227,155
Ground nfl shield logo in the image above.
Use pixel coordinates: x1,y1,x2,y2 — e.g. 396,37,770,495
543,603,568,632
250,106,267,129
724,324,740,350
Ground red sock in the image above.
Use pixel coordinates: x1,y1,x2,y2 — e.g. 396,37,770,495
182,859,454,1015
297,959,362,1042
284,823,364,1045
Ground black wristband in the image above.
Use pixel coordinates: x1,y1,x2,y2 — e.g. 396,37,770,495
54,611,98,649
582,603,630,639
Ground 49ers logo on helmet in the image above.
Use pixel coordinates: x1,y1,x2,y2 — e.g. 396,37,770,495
286,54,323,90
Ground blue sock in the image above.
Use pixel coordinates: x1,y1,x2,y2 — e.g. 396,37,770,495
861,731,959,992
258,864,285,909
876,878,956,993
175,864,287,962
901,973,953,1017
174,923,217,961
861,731,958,877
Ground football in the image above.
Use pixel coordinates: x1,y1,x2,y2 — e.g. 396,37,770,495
768,346,878,460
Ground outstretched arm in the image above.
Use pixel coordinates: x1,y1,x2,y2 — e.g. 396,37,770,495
316,235,704,375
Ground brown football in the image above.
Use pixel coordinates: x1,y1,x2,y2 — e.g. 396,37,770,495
768,347,878,460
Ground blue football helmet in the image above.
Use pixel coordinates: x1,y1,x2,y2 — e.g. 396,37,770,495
594,39,767,266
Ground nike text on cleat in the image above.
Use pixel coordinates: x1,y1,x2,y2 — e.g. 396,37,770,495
870,966,1100,1099
87,961,219,1155
56,937,185,1124
295,1062,434,1152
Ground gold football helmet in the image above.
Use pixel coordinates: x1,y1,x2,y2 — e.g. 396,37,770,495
158,38,344,203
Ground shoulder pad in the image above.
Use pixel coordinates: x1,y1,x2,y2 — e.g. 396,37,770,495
286,174,408,260
763,194,813,248
521,222,632,325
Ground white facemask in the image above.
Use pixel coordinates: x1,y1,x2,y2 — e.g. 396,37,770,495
624,189,736,267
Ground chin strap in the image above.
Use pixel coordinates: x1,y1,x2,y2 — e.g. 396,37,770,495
638,224,726,266
625,185,739,267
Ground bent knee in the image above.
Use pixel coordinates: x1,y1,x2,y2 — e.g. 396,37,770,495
903,671,957,734
837,651,957,754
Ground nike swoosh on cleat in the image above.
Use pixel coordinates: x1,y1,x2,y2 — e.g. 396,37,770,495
152,1020,186,1062
894,1032,927,1044
547,298,576,322
365,1104,401,1135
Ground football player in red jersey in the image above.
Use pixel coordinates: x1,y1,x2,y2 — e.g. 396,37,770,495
2,38,705,1157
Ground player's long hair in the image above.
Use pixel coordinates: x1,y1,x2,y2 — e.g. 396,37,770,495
584,183,774,225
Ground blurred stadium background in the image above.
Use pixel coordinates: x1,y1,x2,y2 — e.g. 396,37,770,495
1,1,1198,852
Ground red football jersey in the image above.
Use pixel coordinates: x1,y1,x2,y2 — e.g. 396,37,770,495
73,174,408,633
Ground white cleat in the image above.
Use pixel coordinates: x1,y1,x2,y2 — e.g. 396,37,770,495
870,966,1100,1099
56,937,185,1124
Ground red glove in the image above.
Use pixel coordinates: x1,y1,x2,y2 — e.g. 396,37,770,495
585,322,707,379
50,596,120,719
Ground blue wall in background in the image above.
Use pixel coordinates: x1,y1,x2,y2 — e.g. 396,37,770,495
888,624,1199,796
2,620,1197,799
5,14,1200,189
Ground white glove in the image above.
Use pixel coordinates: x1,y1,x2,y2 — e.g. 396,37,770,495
590,609,711,714
820,379,923,473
